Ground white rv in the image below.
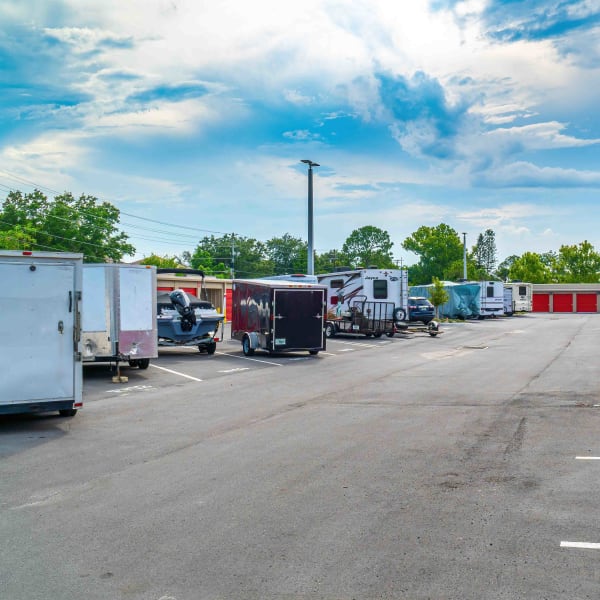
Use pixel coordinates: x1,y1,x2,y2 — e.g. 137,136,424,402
476,280,505,318
317,268,408,321
503,282,533,314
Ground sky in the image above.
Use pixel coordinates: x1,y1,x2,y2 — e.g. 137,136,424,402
1,0,599,267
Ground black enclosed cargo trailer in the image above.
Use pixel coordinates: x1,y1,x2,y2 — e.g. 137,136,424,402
231,279,327,355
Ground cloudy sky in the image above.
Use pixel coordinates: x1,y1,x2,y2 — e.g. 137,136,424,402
1,0,599,265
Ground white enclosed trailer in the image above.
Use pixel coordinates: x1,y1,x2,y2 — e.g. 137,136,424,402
82,263,158,368
317,268,409,321
0,250,83,416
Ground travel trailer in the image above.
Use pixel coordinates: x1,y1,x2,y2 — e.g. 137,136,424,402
317,268,409,322
503,282,533,314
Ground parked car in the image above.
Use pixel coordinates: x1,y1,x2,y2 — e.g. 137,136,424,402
408,296,435,324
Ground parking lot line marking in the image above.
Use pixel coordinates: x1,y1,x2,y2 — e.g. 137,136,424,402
561,541,600,549
216,352,283,366
576,456,600,460
320,351,337,356
150,364,203,382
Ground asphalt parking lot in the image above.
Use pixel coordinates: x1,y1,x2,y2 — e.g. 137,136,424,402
82,321,441,399
4,314,600,600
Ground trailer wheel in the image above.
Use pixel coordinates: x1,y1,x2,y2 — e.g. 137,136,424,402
59,409,77,417
386,331,395,338
242,335,255,356
309,350,319,355
206,342,217,355
373,332,383,338
325,323,336,338
137,358,150,369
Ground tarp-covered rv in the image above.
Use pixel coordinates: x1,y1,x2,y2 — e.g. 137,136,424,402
409,282,481,319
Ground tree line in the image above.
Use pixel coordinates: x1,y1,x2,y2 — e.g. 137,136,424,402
2,189,599,284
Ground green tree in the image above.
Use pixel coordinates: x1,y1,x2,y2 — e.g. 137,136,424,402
508,252,553,283
191,234,270,278
140,254,184,269
315,249,349,274
555,241,600,283
188,247,229,277
472,229,497,277
429,277,450,319
496,255,519,281
402,223,463,284
341,226,394,268
0,189,135,262
265,234,307,275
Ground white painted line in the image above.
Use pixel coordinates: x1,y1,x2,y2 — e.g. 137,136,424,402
218,368,250,374
561,541,600,549
338,348,354,352
150,364,203,382
576,456,600,460
216,352,283,366
320,351,337,356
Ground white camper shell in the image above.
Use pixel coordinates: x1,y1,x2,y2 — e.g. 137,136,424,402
476,280,505,318
82,263,158,369
317,268,409,322
0,250,83,416
503,282,533,314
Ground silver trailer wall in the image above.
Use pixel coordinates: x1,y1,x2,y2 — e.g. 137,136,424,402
0,251,83,415
82,264,158,363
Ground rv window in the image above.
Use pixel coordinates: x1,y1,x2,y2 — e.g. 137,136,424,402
519,285,527,296
330,279,344,289
373,279,388,299
486,286,494,297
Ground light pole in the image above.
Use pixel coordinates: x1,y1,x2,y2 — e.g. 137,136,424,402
301,159,320,275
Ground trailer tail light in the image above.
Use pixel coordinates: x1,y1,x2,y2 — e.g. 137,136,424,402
22,251,33,255
74,402,83,408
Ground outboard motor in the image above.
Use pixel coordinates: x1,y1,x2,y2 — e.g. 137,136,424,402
169,289,197,332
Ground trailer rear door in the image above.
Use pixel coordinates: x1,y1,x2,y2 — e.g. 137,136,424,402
1,261,79,404
273,289,325,350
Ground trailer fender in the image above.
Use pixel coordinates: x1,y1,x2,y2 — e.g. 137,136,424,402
242,332,259,356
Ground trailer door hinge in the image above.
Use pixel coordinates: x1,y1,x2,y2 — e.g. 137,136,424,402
74,351,82,362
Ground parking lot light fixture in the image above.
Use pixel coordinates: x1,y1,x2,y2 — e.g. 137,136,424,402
301,159,320,276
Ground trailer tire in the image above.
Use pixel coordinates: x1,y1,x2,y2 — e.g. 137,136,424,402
309,350,319,355
242,335,255,356
205,342,217,355
59,409,77,417
393,308,406,322
325,323,336,338
373,332,383,338
386,331,395,338
137,358,150,369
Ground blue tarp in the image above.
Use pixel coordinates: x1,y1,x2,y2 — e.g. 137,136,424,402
409,282,481,318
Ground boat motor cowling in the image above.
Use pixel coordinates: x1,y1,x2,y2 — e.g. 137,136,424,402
169,290,197,332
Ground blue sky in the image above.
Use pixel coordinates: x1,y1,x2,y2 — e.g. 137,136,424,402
1,0,599,266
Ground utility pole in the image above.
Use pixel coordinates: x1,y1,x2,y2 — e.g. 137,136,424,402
462,232,467,280
230,233,235,279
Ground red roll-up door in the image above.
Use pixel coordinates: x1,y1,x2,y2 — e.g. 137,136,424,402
553,293,573,312
576,293,597,312
532,293,550,312
225,288,233,322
